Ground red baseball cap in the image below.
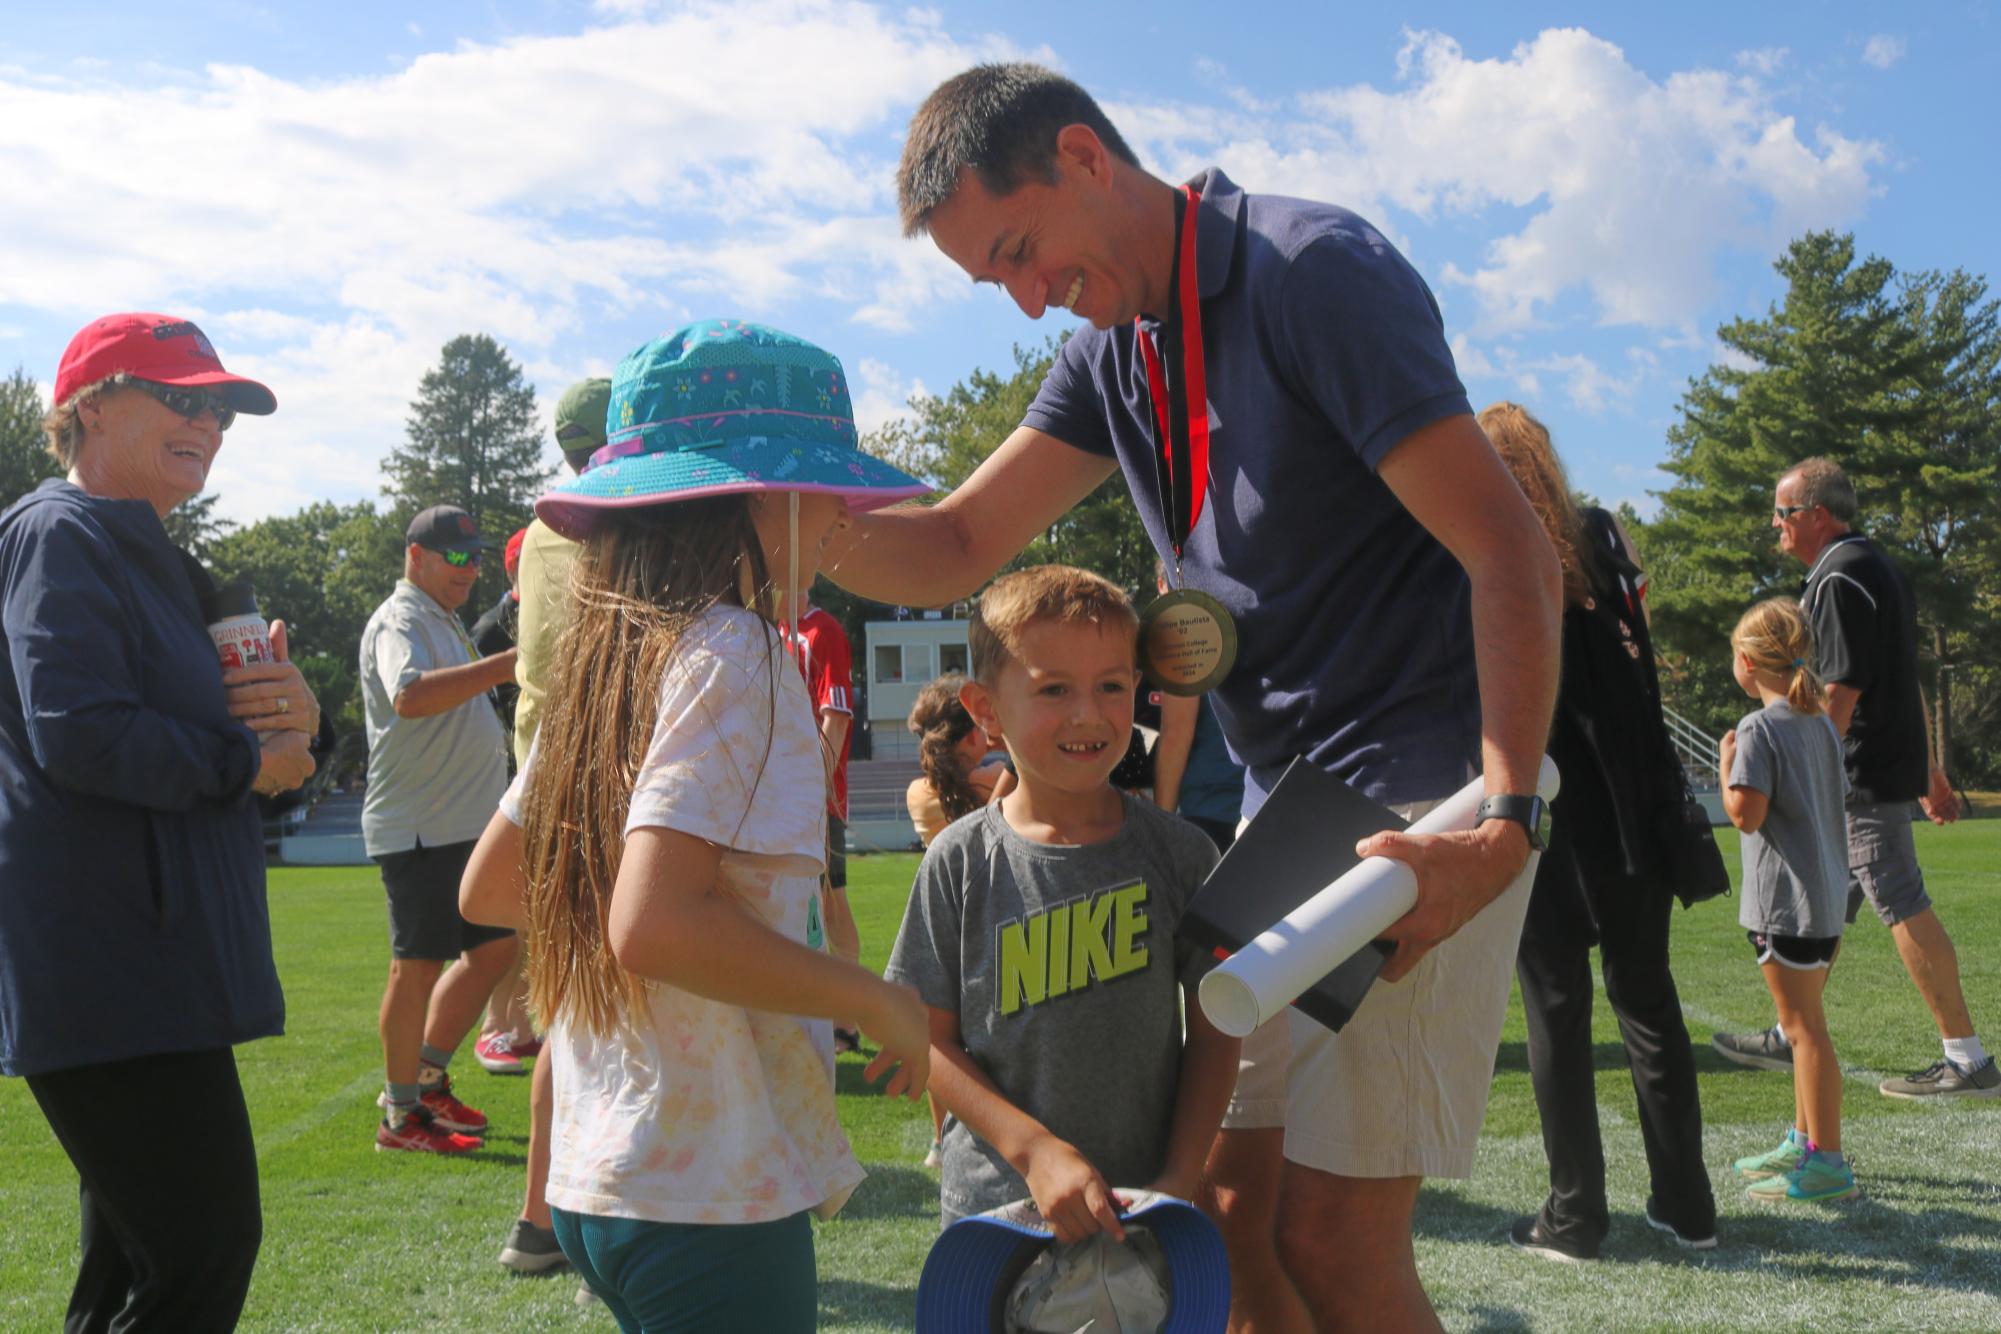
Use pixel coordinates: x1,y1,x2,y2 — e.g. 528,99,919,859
503,526,528,580
53,313,277,414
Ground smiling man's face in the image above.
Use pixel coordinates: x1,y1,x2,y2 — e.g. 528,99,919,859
923,130,1165,330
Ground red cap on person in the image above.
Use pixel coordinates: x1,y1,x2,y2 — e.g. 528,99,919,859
503,527,528,581
53,313,277,414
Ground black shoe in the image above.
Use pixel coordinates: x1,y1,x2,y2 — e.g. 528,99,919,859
1643,1197,1717,1251
497,1218,569,1273
1508,1215,1597,1263
1711,1027,1793,1072
833,1027,867,1055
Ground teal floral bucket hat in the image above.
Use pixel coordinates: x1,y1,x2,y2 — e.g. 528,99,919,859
535,318,931,539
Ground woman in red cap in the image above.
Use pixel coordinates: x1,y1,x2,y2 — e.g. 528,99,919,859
0,313,321,1330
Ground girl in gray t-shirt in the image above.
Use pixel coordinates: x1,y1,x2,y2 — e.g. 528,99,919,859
1718,598,1858,1203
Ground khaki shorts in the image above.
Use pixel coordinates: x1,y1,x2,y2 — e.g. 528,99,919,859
1843,800,1931,928
1219,794,1533,1180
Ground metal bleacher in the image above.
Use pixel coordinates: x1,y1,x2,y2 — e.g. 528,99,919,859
1663,703,1729,825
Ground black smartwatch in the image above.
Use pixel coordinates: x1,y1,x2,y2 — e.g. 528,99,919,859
1474,794,1550,851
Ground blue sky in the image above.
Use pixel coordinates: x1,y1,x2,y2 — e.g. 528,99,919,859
2,1,1993,526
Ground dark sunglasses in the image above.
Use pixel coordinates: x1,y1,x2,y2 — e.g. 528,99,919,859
1773,504,1816,520
441,548,484,568
134,380,237,431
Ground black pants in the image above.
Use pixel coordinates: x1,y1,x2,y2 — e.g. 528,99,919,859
26,1047,262,1333
1515,869,1715,1247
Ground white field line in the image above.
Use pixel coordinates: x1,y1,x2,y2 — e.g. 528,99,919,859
254,1068,383,1160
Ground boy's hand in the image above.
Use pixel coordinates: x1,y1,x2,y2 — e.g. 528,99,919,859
1024,1136,1125,1245
858,980,929,1102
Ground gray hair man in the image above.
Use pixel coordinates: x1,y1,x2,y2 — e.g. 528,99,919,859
1712,457,1994,1098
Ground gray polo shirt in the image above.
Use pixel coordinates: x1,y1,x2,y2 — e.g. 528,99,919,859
359,579,508,856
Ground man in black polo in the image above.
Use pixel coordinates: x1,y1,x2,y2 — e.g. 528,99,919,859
1713,457,1995,1098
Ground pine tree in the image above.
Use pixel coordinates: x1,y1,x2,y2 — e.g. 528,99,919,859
383,334,549,611
1639,232,2001,781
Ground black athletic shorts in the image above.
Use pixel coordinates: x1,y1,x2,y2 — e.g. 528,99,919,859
825,814,847,890
376,839,516,961
1746,930,1841,971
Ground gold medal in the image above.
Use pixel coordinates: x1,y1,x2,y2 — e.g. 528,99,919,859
1139,587,1237,696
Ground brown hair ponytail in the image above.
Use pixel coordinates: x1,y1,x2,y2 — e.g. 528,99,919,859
908,673,984,820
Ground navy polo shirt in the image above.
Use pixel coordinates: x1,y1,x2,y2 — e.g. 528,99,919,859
1022,167,1480,811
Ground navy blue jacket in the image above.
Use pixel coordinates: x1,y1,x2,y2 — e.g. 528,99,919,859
0,480,283,1077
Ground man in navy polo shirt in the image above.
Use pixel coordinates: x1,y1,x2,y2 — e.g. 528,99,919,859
834,64,1561,1332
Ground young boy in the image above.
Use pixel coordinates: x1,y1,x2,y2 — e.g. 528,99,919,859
885,565,1242,1243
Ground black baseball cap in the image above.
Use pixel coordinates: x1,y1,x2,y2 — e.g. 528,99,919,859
406,504,495,554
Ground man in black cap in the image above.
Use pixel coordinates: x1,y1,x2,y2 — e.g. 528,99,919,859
359,505,521,1153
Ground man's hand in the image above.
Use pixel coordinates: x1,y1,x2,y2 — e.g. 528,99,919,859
225,620,321,736
1022,1136,1125,1245
251,727,316,796
1357,819,1531,983
1922,766,1962,825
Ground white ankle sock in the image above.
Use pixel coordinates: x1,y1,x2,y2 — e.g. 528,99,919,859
1942,1036,1988,1070
1771,1023,1791,1048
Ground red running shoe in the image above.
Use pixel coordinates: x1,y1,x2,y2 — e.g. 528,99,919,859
419,1073,488,1136
376,1105,482,1155
512,1035,544,1060
474,1033,528,1075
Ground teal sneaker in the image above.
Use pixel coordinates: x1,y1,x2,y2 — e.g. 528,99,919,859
1747,1152,1859,1203
1732,1133,1804,1180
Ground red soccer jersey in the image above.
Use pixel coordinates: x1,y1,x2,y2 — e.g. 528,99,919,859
790,607,853,818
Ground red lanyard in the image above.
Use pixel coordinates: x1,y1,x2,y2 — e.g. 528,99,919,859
1135,186,1209,560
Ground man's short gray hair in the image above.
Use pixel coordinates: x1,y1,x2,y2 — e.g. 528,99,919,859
41,373,134,470
1781,456,1857,523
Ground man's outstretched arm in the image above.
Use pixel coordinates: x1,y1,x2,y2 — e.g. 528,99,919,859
830,425,1117,606
1360,412,1563,981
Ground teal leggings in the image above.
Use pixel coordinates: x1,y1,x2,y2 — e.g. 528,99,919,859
550,1207,817,1332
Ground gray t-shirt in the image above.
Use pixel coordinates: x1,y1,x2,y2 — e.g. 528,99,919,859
1729,701,1850,938
359,580,508,856
884,794,1220,1217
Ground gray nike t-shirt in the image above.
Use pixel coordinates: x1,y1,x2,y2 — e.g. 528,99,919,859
1729,700,1850,938
884,794,1219,1218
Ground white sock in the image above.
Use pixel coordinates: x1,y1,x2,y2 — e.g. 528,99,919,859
1942,1036,1988,1070
1771,1023,1791,1049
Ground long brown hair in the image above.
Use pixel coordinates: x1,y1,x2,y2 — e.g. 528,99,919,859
908,673,984,821
1477,401,1592,607
519,496,774,1036
1731,598,1825,716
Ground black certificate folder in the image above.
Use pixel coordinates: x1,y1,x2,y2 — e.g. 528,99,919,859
1178,757,1409,1034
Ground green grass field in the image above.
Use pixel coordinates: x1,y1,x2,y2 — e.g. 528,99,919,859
2,823,1997,1331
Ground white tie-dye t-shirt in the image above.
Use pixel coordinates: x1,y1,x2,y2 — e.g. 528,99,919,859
500,604,861,1224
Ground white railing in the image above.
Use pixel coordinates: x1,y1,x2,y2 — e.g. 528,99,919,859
1662,704,1721,790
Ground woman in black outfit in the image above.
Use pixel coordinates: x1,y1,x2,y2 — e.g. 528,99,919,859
1481,402,1717,1261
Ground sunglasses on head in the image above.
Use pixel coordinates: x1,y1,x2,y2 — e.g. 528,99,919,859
133,380,237,431
440,548,483,568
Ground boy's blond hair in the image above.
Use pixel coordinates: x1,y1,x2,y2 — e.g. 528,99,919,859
970,565,1138,684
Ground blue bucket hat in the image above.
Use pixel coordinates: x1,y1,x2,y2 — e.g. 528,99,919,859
915,1192,1230,1332
535,318,931,539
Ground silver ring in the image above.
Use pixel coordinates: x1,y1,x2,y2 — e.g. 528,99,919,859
277,697,290,714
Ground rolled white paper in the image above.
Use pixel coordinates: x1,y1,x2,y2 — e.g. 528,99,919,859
1199,757,1561,1038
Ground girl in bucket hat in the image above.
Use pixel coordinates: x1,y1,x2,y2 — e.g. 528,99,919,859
461,319,932,1331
